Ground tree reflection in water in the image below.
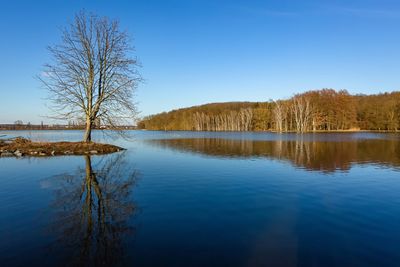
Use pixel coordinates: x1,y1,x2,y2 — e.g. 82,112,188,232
48,153,138,267
148,138,400,173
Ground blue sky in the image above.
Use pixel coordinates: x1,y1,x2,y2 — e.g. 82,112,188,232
0,0,400,124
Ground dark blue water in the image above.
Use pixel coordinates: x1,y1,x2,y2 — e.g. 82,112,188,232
0,130,400,266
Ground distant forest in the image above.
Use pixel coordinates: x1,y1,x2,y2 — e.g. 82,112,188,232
138,89,400,132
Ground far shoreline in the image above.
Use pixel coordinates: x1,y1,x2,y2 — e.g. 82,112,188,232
1,129,399,133
132,129,400,133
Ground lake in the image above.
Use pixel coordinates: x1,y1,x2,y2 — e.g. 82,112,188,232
1,130,400,267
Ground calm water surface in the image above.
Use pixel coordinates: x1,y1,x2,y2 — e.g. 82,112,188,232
0,130,400,267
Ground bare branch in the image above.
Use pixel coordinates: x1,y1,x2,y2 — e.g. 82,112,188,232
40,11,141,142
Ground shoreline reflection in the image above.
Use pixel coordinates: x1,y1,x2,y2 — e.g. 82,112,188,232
148,138,400,173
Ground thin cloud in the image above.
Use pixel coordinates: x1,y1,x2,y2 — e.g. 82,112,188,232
234,6,297,18
40,71,50,78
330,6,400,18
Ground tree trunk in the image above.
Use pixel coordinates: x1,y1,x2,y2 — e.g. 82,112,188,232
84,117,93,142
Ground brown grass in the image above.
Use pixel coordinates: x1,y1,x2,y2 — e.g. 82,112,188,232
0,137,124,157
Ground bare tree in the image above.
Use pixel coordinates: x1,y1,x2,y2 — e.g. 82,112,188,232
291,95,311,133
273,100,286,132
40,11,141,142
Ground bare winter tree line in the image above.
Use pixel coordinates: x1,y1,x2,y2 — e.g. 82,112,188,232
273,89,367,132
192,108,253,131
139,89,400,132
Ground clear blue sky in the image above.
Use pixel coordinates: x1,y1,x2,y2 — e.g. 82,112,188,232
1,0,400,124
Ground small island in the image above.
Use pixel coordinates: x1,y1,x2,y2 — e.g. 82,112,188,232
0,137,124,157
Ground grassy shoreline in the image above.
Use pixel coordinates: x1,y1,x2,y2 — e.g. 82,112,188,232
0,137,124,157
138,129,399,133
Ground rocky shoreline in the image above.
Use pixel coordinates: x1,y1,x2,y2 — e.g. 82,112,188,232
0,137,124,157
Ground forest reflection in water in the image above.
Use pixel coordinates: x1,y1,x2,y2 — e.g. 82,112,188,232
45,153,138,267
148,137,400,173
